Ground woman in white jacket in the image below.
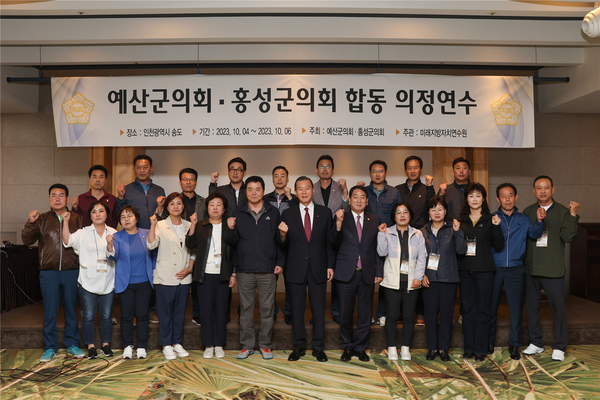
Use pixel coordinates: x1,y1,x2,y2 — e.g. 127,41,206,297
147,192,195,361
62,201,118,360
377,201,427,361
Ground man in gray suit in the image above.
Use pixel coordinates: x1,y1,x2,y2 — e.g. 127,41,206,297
312,154,349,324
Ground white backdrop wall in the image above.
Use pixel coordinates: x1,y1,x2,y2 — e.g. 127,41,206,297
147,146,433,197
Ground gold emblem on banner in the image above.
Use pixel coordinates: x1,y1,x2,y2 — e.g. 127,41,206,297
62,93,94,124
491,94,522,126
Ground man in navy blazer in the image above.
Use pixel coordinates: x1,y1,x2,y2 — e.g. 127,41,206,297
278,176,335,362
330,186,383,362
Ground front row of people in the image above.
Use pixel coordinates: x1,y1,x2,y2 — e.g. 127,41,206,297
26,174,579,364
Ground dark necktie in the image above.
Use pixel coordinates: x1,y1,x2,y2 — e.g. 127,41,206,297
304,207,311,242
357,215,362,269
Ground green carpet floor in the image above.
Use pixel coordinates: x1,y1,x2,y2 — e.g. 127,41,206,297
1,346,599,399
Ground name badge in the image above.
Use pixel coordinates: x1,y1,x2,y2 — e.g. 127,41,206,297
537,229,549,247
214,253,222,269
466,240,476,256
97,258,108,273
428,253,440,270
400,259,409,275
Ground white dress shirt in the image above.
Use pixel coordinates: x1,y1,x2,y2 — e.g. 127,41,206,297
299,202,314,230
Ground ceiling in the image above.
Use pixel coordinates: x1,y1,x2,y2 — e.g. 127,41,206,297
1,0,599,113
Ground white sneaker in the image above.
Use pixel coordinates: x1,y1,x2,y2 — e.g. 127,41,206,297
378,317,386,327
136,348,147,359
401,346,411,361
552,349,565,361
458,314,463,324
523,344,544,355
163,346,176,360
387,346,398,361
123,345,133,359
203,346,214,359
215,346,225,359
172,344,189,358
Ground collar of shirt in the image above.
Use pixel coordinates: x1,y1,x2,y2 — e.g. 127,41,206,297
540,202,553,211
248,205,266,222
136,179,152,193
84,189,109,199
300,202,314,229
351,210,365,225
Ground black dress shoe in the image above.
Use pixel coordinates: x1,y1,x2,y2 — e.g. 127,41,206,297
426,350,439,360
341,349,354,362
439,350,450,362
487,344,494,354
356,351,370,362
310,317,314,325
312,350,328,362
284,315,292,325
474,354,486,362
332,315,341,324
509,346,521,360
463,352,474,359
288,347,305,361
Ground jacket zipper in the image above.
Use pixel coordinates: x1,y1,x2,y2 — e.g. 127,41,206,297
59,216,63,271
502,214,512,268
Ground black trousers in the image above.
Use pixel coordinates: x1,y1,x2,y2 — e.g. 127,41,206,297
422,281,457,351
119,281,152,348
198,274,230,347
459,270,494,356
384,281,419,347
288,269,327,350
526,274,568,351
337,270,374,352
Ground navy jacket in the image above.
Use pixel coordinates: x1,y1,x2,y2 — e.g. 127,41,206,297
116,180,165,229
396,179,436,229
492,207,543,268
365,181,402,227
421,221,466,283
438,181,469,223
228,202,284,273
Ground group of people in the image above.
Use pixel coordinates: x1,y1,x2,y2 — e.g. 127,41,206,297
23,153,580,365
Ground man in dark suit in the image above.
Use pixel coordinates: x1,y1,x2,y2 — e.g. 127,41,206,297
209,157,248,218
278,176,335,362
331,186,383,362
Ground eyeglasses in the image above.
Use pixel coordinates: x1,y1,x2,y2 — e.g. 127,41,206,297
181,178,196,183
396,210,409,215
318,165,332,170
50,194,66,199
229,168,244,173
120,214,135,221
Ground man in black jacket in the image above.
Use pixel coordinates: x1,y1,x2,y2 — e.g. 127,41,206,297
209,157,247,218
278,176,334,362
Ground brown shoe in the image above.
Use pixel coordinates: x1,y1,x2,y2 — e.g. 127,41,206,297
416,315,425,326
149,311,159,324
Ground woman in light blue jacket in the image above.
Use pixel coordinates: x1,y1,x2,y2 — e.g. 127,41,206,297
377,202,427,361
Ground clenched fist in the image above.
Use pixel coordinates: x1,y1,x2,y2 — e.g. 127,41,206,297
335,209,345,231
211,172,220,184
536,207,546,222
227,217,236,229
149,215,158,226
378,223,387,233
492,215,501,226
189,212,198,225
569,201,580,217
453,219,461,231
117,184,126,199
70,196,79,209
439,183,447,196
29,210,41,223
278,221,289,237
425,175,433,186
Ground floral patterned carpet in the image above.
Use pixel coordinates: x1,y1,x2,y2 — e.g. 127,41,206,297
1,346,599,399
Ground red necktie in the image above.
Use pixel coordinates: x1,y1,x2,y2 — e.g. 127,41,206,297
357,215,362,269
304,207,311,242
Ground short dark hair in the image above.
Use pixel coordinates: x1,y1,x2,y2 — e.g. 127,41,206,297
533,175,553,188
391,201,414,224
427,195,448,212
460,182,490,215
179,168,198,180
316,155,334,169
272,165,289,176
163,192,186,217
133,155,153,167
349,185,368,198
245,175,265,190
496,183,517,198
294,176,313,190
228,157,247,171
206,192,228,211
404,156,423,170
369,160,387,172
87,200,110,221
49,183,69,196
88,165,108,178
118,205,139,225
452,157,470,169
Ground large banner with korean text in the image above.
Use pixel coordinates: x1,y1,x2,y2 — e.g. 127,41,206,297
52,74,534,148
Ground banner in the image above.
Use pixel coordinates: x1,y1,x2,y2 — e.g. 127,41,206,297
52,74,534,148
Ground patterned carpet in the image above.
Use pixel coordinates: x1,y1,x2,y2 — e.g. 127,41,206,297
1,346,599,399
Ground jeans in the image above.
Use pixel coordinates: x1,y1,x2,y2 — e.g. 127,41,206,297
78,284,114,345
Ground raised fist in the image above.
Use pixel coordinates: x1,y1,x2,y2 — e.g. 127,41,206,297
28,210,41,223
211,172,220,184
492,215,501,226
106,234,113,245
149,215,158,226
117,184,126,199
335,209,345,230
425,175,433,186
569,201,580,217
453,218,461,231
338,179,347,190
283,186,292,199
227,217,236,229
189,212,198,225
156,196,165,207
537,207,546,222
63,211,71,222
278,221,289,236
70,196,79,209
378,223,387,233
356,181,366,187
439,183,447,195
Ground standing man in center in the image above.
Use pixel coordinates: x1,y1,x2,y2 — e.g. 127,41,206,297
227,176,284,360
209,157,247,218
438,157,471,222
331,186,383,362
312,154,349,324
278,176,335,362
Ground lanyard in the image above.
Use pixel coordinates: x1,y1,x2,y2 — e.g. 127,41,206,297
93,228,104,258
542,206,553,230
429,231,439,253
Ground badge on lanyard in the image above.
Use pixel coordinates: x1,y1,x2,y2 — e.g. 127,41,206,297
536,229,549,247
97,258,108,273
466,239,476,256
428,253,440,270
400,259,409,274
214,253,222,269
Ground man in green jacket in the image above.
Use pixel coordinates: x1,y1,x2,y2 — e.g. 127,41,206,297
522,175,579,362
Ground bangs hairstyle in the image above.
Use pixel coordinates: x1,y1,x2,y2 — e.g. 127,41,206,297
87,200,110,220
88,164,108,178
391,201,414,224
228,157,247,171
245,175,265,190
163,192,186,217
49,183,69,197
295,176,314,190
460,182,490,215
206,192,228,211
427,195,448,212
404,155,423,170
316,154,334,169
179,168,198,180
118,205,139,224
496,183,517,198
349,185,368,198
